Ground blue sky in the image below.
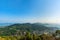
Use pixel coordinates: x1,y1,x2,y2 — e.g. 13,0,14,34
0,0,60,23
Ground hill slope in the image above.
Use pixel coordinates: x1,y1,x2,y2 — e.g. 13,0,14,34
0,23,58,36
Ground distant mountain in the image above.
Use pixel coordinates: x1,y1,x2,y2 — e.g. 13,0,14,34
0,23,58,36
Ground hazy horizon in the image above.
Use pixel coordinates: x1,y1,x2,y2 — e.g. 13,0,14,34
0,0,60,23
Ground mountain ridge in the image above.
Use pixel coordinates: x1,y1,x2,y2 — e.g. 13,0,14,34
0,23,59,36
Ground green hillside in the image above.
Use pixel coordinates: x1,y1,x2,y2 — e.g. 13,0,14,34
0,23,57,36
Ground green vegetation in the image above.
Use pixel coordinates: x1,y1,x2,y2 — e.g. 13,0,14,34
0,23,59,40
0,23,56,36
0,31,60,40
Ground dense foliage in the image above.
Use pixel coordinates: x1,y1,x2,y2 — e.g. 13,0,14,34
0,31,60,40
0,23,59,40
0,23,57,36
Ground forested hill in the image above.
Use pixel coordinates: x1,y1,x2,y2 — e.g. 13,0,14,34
0,23,58,36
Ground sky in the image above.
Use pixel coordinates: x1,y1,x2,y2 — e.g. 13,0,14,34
0,0,60,23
